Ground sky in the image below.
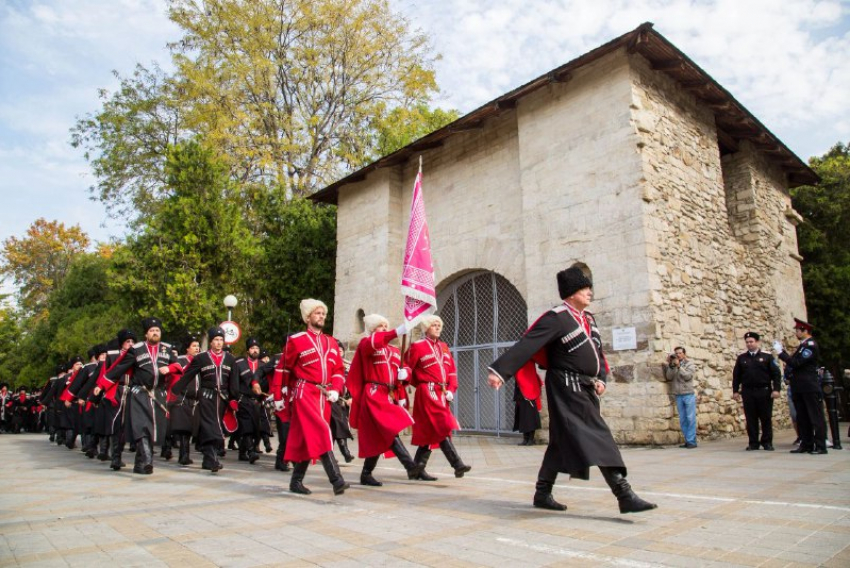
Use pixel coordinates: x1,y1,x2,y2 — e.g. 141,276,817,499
0,0,848,253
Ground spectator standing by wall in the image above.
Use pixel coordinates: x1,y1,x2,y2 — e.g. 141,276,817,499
663,347,698,449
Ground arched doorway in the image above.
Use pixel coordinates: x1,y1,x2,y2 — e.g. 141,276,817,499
438,271,528,435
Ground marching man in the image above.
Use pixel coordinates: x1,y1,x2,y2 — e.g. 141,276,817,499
273,299,348,495
487,267,656,514
346,314,423,486
404,315,471,480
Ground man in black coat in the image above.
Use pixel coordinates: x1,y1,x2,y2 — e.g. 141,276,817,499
732,332,782,451
172,326,240,473
233,337,264,464
101,318,181,474
774,319,827,454
487,266,656,515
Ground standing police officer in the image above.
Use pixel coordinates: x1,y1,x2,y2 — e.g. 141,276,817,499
774,319,826,454
732,332,782,451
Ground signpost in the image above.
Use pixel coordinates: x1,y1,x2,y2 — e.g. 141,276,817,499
220,321,241,345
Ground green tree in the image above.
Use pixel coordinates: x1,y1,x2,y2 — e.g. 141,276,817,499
70,63,188,222
0,307,23,386
371,103,460,157
0,219,90,320
169,0,439,195
249,196,337,343
108,140,258,339
791,141,850,374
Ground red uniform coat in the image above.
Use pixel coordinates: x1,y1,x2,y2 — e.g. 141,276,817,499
269,369,292,423
404,337,460,446
347,329,414,458
274,330,345,462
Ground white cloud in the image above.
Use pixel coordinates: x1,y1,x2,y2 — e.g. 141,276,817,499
395,0,850,159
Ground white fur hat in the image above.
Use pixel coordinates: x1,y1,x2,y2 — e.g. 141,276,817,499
300,298,328,323
363,314,389,334
418,314,444,333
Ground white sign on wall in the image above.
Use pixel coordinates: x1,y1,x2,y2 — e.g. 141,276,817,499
612,327,637,351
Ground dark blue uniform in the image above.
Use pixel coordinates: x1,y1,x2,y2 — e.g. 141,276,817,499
779,337,826,453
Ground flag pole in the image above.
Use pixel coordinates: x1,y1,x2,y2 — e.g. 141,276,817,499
401,155,423,359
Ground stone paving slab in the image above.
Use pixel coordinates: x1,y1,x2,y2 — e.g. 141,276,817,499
0,428,848,567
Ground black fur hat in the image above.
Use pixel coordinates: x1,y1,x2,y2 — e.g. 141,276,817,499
117,329,137,344
141,317,162,333
557,266,593,299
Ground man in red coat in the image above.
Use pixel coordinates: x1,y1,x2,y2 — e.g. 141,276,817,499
405,315,471,480
273,299,349,495
347,314,424,486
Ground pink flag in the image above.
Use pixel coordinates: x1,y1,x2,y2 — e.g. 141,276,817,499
401,166,437,329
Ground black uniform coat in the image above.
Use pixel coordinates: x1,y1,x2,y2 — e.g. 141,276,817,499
69,362,100,433
95,350,130,437
779,338,821,394
489,304,626,480
732,350,782,393
169,355,199,435
233,356,262,435
104,341,180,443
172,351,239,446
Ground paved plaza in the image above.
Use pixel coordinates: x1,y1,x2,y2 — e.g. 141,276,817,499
0,428,848,567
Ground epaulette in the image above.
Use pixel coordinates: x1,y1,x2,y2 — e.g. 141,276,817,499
235,357,246,364
552,304,569,313
290,331,307,339
160,341,172,349
133,341,145,349
107,350,120,356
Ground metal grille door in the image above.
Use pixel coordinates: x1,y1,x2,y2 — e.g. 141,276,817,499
438,271,527,435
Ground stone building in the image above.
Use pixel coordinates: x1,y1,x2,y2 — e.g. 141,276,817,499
311,23,817,444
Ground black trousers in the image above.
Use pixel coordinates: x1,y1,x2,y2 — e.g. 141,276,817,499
742,388,773,446
792,391,826,450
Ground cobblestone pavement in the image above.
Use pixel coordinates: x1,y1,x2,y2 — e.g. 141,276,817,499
0,428,847,567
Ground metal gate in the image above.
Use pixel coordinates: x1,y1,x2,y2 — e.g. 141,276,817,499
438,271,528,435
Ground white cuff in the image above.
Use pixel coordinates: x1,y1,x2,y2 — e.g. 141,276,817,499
327,390,340,403
397,368,409,381
445,391,454,402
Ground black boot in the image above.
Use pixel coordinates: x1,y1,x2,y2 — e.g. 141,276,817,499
97,436,110,461
391,437,424,479
65,430,77,450
134,437,154,474
240,435,259,463
599,467,657,514
412,446,438,481
262,434,273,453
533,464,567,511
290,461,311,494
275,449,290,471
439,438,471,478
110,435,124,470
337,439,354,463
360,456,383,486
320,451,349,495
201,443,221,472
161,436,173,460
178,434,193,465
228,436,237,450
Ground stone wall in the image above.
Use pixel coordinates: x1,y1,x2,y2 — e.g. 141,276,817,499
628,53,806,441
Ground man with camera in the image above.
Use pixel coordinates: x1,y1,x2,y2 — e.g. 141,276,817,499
664,347,698,448
732,332,782,451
